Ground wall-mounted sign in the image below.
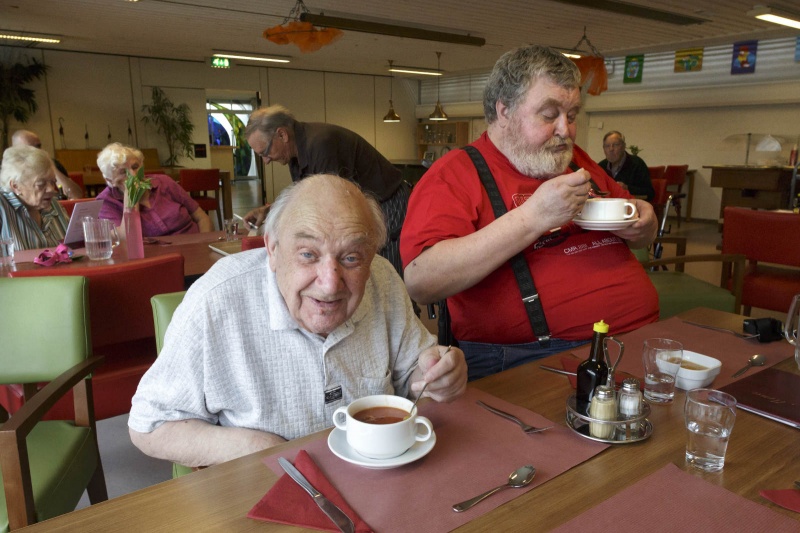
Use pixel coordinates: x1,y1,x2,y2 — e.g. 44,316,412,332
210,57,231,69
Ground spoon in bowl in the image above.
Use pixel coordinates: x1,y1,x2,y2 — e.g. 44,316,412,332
452,465,536,512
732,353,766,378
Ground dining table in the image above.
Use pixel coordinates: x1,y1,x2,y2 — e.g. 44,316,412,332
6,231,243,282
18,307,800,532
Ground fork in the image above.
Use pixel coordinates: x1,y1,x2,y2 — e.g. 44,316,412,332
682,320,760,339
476,400,553,434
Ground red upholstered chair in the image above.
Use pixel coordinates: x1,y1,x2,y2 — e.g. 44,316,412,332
179,168,222,230
649,178,668,224
2,254,185,420
68,171,85,195
663,165,688,227
58,197,96,217
240,235,266,251
648,166,666,181
721,207,800,315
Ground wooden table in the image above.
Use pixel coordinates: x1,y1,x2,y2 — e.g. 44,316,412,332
19,308,800,531
705,165,794,223
7,232,242,281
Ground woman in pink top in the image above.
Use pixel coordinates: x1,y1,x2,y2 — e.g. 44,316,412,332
96,143,213,236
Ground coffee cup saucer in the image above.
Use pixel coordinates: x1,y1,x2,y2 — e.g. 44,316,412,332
327,427,436,469
573,216,639,231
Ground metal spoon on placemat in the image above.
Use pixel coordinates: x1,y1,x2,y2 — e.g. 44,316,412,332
452,465,536,512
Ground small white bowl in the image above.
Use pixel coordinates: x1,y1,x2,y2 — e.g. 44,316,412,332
675,351,722,390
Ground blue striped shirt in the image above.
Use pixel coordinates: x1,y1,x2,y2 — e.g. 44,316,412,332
0,189,69,250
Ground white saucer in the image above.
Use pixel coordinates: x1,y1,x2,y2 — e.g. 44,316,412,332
327,428,436,469
573,216,639,231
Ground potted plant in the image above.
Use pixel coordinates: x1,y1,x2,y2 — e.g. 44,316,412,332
0,56,48,150
141,86,194,167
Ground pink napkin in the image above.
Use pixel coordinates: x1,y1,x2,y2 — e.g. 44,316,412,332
761,489,800,513
248,449,374,532
33,243,73,266
551,463,800,532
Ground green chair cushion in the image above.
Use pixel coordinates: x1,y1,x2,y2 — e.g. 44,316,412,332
151,291,187,355
172,463,194,478
0,422,97,532
647,271,735,320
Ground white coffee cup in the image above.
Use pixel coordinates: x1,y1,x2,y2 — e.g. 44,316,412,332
332,394,433,459
580,198,636,221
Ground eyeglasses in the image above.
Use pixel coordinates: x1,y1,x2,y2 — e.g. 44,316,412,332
603,142,623,149
257,134,276,160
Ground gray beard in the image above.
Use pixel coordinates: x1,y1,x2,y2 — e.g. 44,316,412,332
506,138,574,179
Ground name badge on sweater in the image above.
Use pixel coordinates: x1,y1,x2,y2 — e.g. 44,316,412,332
324,386,343,404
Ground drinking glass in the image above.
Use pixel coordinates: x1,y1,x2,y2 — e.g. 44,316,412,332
642,338,683,403
785,294,799,370
224,219,239,242
83,217,119,260
0,237,14,268
684,389,736,472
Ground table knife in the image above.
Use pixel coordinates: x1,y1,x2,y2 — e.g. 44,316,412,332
278,457,355,533
540,365,638,381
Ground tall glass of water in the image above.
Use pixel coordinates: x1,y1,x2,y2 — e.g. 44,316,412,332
685,389,736,472
0,237,14,268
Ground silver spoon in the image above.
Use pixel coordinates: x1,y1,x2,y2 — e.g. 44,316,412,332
406,345,451,419
731,353,766,378
452,465,536,512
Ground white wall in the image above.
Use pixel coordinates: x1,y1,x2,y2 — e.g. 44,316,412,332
1,45,418,203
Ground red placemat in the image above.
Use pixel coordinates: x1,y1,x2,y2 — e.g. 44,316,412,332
572,316,794,389
261,388,607,533
550,463,799,532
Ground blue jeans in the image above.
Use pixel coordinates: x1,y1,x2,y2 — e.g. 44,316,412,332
459,338,589,381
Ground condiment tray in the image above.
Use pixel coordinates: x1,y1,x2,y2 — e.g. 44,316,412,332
565,394,653,444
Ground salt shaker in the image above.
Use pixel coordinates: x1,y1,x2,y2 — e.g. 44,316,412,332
618,378,643,418
589,385,617,439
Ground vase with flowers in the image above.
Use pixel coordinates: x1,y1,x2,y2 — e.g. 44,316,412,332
123,166,151,259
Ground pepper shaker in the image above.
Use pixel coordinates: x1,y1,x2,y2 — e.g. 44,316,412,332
589,385,617,439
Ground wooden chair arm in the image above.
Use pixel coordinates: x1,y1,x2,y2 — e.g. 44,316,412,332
0,356,104,437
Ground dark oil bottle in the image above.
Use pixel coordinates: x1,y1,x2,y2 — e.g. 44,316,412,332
576,320,610,415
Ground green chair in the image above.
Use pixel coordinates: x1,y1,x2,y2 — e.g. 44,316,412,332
637,239,745,319
0,277,107,531
150,291,193,478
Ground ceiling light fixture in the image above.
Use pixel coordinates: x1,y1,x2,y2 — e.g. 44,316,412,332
0,32,61,44
212,51,290,64
548,0,708,25
429,52,448,122
383,60,401,123
299,13,484,47
387,65,442,76
748,5,800,30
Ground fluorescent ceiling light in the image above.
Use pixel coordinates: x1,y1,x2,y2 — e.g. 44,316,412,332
212,51,290,64
562,52,582,59
748,5,800,30
300,13,484,47
0,32,61,44
388,66,442,76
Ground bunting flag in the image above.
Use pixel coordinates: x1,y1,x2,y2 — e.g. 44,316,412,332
674,48,703,72
731,40,757,75
623,55,644,84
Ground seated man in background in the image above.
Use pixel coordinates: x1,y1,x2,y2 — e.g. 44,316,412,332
401,45,659,381
129,174,466,467
96,142,213,236
11,129,84,200
597,131,655,202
